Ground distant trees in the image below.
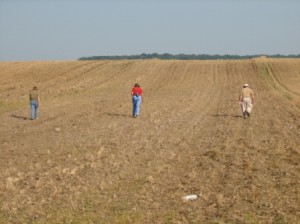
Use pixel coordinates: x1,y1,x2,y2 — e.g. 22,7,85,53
78,53,300,61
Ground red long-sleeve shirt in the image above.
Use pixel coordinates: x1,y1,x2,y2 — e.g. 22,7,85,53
131,87,143,96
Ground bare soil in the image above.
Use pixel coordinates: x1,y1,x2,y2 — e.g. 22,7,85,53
0,59,299,223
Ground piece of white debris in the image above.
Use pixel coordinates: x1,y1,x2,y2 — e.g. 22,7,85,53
182,194,198,201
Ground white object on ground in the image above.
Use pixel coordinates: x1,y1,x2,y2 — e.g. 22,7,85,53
182,194,198,201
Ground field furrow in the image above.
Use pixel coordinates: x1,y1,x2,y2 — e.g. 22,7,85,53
0,59,299,223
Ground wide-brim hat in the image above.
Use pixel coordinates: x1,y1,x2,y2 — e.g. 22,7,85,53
243,83,249,87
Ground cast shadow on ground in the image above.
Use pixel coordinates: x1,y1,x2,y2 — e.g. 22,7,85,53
106,113,132,118
11,114,29,120
212,113,230,117
232,115,243,118
212,113,243,118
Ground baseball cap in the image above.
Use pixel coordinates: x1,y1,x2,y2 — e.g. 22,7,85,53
243,84,249,87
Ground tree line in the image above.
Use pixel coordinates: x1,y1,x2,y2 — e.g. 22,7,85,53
78,53,300,61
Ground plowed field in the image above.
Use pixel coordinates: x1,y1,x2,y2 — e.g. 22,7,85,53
0,59,299,223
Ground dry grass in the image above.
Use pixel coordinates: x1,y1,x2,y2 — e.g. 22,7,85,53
0,59,299,223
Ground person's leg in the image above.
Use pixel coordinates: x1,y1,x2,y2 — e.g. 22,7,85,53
135,96,142,116
132,96,137,116
35,101,39,119
247,99,252,115
245,98,252,117
242,100,247,118
30,101,35,119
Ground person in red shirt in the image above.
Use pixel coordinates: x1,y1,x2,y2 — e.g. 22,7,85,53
131,83,143,117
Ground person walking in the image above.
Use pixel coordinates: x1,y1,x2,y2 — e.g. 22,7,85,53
131,83,143,118
239,84,255,119
29,86,40,120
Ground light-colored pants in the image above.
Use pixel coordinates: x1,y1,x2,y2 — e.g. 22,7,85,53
30,100,39,119
132,95,142,116
241,97,252,115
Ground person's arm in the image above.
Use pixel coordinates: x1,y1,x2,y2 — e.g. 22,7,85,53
239,91,243,103
141,88,144,102
38,96,41,105
251,91,255,104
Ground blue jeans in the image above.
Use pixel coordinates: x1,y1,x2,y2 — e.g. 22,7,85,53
132,95,142,116
30,100,39,119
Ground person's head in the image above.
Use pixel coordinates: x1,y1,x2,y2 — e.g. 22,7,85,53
33,86,38,90
243,83,249,88
134,83,140,87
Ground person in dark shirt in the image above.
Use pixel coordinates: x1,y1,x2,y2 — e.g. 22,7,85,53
131,83,143,118
29,86,40,120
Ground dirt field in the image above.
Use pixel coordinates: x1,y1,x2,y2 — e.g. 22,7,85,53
0,59,299,223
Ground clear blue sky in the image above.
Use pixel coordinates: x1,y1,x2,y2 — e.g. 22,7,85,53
0,0,299,61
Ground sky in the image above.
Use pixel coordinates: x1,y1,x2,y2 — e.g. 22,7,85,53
0,0,300,61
